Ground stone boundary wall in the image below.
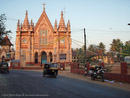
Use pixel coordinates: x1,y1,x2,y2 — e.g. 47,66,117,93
71,62,130,83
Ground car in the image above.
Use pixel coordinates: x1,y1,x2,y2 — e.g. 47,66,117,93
0,62,9,74
43,63,58,78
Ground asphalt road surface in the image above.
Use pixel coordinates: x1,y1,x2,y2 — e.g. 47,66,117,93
0,70,130,98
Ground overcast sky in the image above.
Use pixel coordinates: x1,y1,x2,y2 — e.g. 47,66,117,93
0,0,130,51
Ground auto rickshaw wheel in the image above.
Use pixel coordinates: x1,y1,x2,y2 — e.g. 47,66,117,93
7,70,9,74
54,72,57,78
0,70,3,74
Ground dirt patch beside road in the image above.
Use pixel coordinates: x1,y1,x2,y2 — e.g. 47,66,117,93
58,70,130,92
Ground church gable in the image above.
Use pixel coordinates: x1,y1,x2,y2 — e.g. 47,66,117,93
0,35,13,46
34,9,54,48
34,11,54,36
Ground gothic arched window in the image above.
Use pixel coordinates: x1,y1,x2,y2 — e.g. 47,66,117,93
40,30,47,45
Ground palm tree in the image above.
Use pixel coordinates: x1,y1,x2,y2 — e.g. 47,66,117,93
110,39,123,52
122,40,130,56
110,39,116,51
88,44,97,52
88,44,101,60
98,42,106,59
98,42,105,52
110,39,123,61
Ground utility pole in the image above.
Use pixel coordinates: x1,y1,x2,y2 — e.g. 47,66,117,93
84,28,87,76
84,28,87,63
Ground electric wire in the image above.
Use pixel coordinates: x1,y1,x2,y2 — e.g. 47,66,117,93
6,17,130,33
71,38,84,44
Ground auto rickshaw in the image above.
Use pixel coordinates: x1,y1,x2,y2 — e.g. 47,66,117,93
43,63,58,78
0,61,9,74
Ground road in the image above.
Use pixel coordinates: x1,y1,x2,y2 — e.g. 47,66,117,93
0,70,130,98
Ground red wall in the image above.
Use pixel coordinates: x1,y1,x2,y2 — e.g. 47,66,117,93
71,62,130,83
104,73,130,83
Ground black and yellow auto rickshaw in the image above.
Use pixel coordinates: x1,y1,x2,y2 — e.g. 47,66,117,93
0,61,9,74
43,63,58,78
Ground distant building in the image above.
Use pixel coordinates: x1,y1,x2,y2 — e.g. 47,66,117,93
72,50,78,62
15,4,72,67
0,35,15,62
72,49,97,63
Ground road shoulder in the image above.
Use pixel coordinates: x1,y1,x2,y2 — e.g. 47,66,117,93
58,70,130,92
20,69,130,92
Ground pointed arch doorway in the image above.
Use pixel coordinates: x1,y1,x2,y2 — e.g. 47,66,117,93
41,51,47,64
35,52,38,64
2,56,5,62
49,52,53,63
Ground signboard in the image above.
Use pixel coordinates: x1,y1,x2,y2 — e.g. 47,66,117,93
11,60,20,63
11,60,20,68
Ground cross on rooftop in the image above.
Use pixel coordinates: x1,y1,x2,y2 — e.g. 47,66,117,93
43,3,45,11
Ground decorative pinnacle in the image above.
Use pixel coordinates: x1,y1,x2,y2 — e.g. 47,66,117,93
17,19,20,25
43,3,45,11
31,19,33,25
54,19,57,31
61,11,63,16
26,10,28,16
68,20,70,26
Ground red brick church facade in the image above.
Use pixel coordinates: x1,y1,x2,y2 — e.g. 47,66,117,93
15,5,72,67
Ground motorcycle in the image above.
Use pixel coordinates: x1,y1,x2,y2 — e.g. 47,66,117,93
91,66,106,82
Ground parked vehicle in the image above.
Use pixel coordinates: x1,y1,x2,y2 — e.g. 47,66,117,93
91,66,106,82
0,62,9,74
124,56,130,66
88,65,97,75
43,63,58,78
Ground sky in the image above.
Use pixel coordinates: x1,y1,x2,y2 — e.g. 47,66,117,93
0,0,130,51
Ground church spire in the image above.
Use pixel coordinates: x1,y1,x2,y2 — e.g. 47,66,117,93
58,11,66,32
31,19,33,25
54,19,57,32
23,10,30,29
67,20,71,32
17,19,20,31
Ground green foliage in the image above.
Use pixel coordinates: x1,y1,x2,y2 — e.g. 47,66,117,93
122,40,130,56
88,44,97,52
76,42,106,63
98,42,105,52
86,55,96,63
76,48,85,63
0,14,12,42
110,39,130,56
110,39,123,52
110,39,130,61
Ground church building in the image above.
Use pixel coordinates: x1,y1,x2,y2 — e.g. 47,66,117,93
15,5,72,67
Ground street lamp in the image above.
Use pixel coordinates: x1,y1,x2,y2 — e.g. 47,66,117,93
128,23,130,26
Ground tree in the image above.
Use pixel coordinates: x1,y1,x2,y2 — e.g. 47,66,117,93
110,39,123,61
122,40,130,56
98,42,105,52
76,47,85,63
88,44,97,53
97,42,106,59
110,39,123,52
0,14,11,42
